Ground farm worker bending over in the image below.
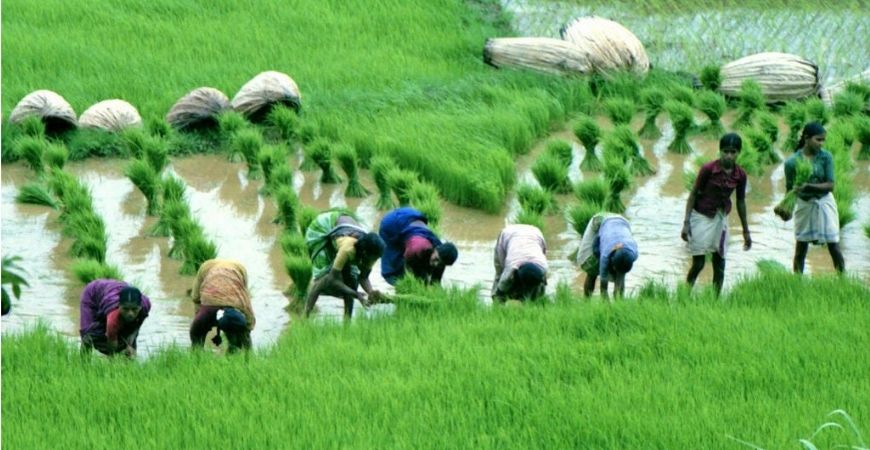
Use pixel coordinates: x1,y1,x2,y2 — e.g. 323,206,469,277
577,213,638,299
79,279,151,358
492,224,548,302
783,122,845,274
378,207,458,286
190,259,255,353
681,132,752,295
305,210,385,318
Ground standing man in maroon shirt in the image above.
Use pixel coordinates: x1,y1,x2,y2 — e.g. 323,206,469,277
681,133,752,295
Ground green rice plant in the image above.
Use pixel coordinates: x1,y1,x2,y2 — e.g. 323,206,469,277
567,202,601,236
744,127,779,165
573,116,602,171
545,140,573,167
308,139,341,183
782,101,807,151
591,72,641,101
47,168,77,200
774,156,812,221
699,65,721,91
668,84,695,106
854,116,870,160
614,125,654,176
162,176,187,204
805,98,830,126
168,217,202,260
370,155,397,210
754,110,779,145
696,91,725,136
517,184,555,215
268,162,295,195
387,168,418,205
734,79,765,128
217,110,248,141
348,135,376,169
736,141,762,177
65,128,128,160
147,117,172,138
124,159,162,216
603,97,635,126
603,155,631,213
267,104,300,142
513,208,544,232
408,181,441,227
257,145,279,187
155,199,189,239
229,128,264,178
179,234,218,276
142,136,170,173
43,142,68,170
70,232,107,263
284,254,313,305
298,205,318,235
14,136,47,175
334,144,370,198
274,185,301,233
121,127,149,158
531,153,570,194
683,154,712,192
298,121,318,145
829,120,856,149
573,178,608,207
70,259,123,285
845,81,870,102
18,115,46,139
638,87,666,139
665,101,695,154
279,231,308,257
833,91,864,117
15,182,58,209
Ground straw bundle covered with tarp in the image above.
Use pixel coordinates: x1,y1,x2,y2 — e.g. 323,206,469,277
231,71,301,120
720,52,819,103
78,99,143,132
9,90,78,132
559,16,650,75
166,87,230,130
483,37,592,75
820,69,870,107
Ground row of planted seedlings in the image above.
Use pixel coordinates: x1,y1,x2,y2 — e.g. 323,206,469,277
11,117,123,284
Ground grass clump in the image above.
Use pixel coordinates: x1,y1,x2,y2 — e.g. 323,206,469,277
217,110,249,142
531,153,570,194
408,181,442,227
284,255,313,306
683,154,713,191
603,155,631,213
782,101,806,151
14,136,47,176
142,136,170,173
274,185,301,234
334,144,370,198
744,127,779,165
15,183,58,209
267,104,300,142
256,145,280,190
696,91,725,136
774,156,812,221
513,209,545,232
121,128,149,158
179,235,218,276
517,184,555,215
754,110,779,145
667,84,695,106
18,115,46,139
43,143,69,170
614,126,654,176
603,97,635,126
545,140,573,167
736,140,762,177
155,199,190,240
308,139,341,184
229,128,264,179
665,100,695,154
279,231,308,256
573,116,602,171
734,79,765,128
567,202,601,235
370,156,396,210
387,168,418,205
298,205,318,236
638,87,666,139
70,259,123,285
699,65,721,91
853,116,870,160
124,159,162,216
805,98,830,126
573,178,608,207
833,91,864,117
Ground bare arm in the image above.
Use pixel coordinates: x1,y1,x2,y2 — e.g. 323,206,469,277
305,269,361,316
736,198,751,250
681,189,698,242
613,272,626,298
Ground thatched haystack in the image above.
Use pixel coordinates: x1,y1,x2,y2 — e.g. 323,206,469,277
231,71,301,120
560,16,649,75
79,99,143,132
166,87,230,130
483,37,592,75
9,90,78,132
820,69,870,107
720,52,819,103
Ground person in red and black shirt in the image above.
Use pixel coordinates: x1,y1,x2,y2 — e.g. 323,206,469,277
79,280,151,358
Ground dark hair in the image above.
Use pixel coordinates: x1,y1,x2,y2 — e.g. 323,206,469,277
797,122,826,150
608,248,635,275
355,232,385,260
118,287,143,307
719,132,742,151
217,308,248,333
435,242,458,266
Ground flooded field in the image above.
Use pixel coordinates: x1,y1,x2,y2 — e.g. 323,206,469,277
2,114,869,354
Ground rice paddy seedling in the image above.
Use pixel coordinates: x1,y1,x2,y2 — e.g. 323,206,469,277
782,102,807,151
124,159,162,216
334,144,370,198
43,142,68,170
387,168,418,205
308,139,341,183
298,205,318,235
854,116,870,160
573,116,602,171
744,127,779,165
70,259,123,285
774,157,812,221
14,136,47,175
162,175,187,204
668,85,696,107
155,199,189,239
603,155,631,213
179,234,218,276
279,231,308,257
274,185,301,233
257,145,279,186
229,128,264,178
829,120,856,149
532,153,570,194
665,101,695,154
805,98,830,126
65,128,128,160
168,217,203,260
121,127,149,158
298,121,319,145
603,97,635,126
267,104,300,142
268,162,295,195
513,208,545,232
754,110,779,145
408,181,442,227
699,65,721,91
734,79,765,128
70,233,107,263
736,142,762,177
545,140,573,167
147,117,172,138
833,91,864,117
284,254,313,304
696,91,725,136
348,134,377,169
370,155,397,210
143,136,170,173
567,202,601,235
683,154,713,191
18,115,46,139
517,184,555,215
15,182,58,209
217,110,248,141
615,125,654,176
638,87,666,139
573,178,608,207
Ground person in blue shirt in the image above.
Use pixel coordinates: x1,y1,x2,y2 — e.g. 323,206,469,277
577,213,638,299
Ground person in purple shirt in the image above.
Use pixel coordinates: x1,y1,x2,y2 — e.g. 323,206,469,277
79,279,151,358
681,133,752,295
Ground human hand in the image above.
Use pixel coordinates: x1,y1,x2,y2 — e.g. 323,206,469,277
123,346,136,358
356,291,369,307
681,222,691,242
743,231,752,251
795,183,806,193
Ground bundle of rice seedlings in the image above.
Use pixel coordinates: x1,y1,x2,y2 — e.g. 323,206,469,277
147,118,172,138
266,104,300,142
853,116,870,160
71,259,123,285
162,176,187,204
143,136,169,173
734,79,765,128
153,198,189,238
736,141,762,177
19,115,46,139
14,136,47,175
573,116,602,171
217,110,248,140
545,140,573,167
532,153,571,194
58,189,96,224
782,102,807,151
43,143,69,170
370,156,397,209
638,88,666,138
168,217,201,260
62,210,104,239
683,154,713,192
279,231,308,256
567,202,601,235
700,65,722,91
668,85,696,106
283,255,313,304
829,121,856,149
267,162,295,195
257,145,279,186
70,233,107,262
665,101,695,154
514,208,545,232
696,91,725,136
47,168,77,200
229,128,263,178
308,139,341,183
603,97,635,126
774,157,812,221
15,182,58,209
179,235,218,276
298,121,318,145
833,91,864,117
754,110,780,145
334,144,369,198
573,178,608,207
387,168,417,205
298,205,318,235
744,127,779,165
603,155,631,213
273,185,300,233
124,159,162,216
517,184,555,215
349,135,376,169
120,127,149,158
408,181,441,227
805,98,830,125
614,125,654,176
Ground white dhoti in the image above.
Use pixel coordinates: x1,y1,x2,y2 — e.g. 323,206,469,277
688,210,728,258
794,193,840,244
